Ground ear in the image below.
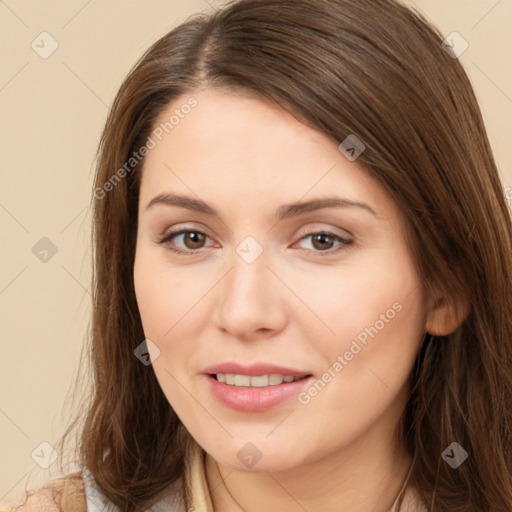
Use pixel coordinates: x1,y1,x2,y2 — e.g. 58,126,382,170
425,275,470,336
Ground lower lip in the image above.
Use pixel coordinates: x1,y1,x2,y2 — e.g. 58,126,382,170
205,375,314,412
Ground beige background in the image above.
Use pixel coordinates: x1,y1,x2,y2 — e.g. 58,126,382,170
1,0,511,505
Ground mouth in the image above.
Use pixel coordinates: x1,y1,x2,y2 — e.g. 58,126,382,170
205,368,314,412
211,373,312,387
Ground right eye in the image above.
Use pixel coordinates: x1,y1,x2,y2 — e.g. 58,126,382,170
157,229,215,255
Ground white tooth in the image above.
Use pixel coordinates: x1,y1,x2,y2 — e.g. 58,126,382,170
220,373,300,387
269,374,284,385
234,374,251,386
250,375,270,387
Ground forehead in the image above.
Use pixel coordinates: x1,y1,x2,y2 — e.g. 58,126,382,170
145,88,333,168
138,88,398,224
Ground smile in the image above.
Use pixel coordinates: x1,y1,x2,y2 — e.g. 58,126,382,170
215,373,306,387
206,373,314,412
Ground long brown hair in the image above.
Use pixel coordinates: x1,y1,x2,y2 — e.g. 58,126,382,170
14,0,512,511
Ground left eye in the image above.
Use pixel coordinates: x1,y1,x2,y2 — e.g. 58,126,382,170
157,229,353,256
295,231,353,254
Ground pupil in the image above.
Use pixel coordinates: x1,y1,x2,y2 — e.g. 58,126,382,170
313,234,332,250
186,232,204,248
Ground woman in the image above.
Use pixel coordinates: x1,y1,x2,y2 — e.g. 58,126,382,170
3,0,512,510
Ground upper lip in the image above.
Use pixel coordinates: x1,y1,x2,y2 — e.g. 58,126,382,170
203,362,312,377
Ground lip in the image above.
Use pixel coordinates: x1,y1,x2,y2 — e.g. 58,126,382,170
203,362,314,412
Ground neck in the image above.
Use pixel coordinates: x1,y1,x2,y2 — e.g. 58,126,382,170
205,427,413,512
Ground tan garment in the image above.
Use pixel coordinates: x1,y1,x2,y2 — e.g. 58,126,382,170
184,439,427,512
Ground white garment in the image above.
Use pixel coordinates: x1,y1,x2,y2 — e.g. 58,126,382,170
81,467,186,512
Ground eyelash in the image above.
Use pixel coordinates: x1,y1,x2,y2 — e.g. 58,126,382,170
156,229,353,257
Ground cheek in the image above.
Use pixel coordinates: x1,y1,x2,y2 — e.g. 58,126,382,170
134,256,170,339
133,251,200,409
286,259,425,457
292,243,426,404
133,247,214,373
134,245,195,335
287,246,424,348
298,248,426,408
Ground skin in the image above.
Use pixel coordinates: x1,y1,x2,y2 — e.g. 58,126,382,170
133,88,462,512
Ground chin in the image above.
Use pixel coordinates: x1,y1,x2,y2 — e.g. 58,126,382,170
200,434,311,473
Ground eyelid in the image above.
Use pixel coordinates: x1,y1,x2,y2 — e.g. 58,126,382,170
295,223,354,240
156,222,213,241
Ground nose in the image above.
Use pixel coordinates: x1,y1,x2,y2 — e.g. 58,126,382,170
214,247,287,341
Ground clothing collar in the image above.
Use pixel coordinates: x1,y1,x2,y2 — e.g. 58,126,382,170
183,438,424,512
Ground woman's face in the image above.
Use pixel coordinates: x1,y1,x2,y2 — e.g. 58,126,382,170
133,88,429,471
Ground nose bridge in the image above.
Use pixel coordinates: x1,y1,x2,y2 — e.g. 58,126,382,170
215,236,284,337
223,231,267,286
225,239,270,306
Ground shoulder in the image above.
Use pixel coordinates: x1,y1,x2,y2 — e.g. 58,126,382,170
0,471,86,512
1,488,61,512
1,469,187,512
81,467,187,512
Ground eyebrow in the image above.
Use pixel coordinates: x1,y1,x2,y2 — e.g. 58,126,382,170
144,192,378,219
